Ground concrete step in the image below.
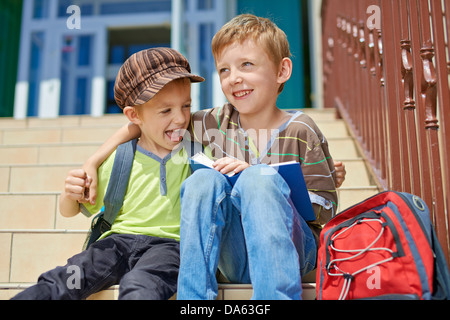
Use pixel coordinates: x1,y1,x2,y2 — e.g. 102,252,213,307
0,188,373,287
0,109,379,300
0,108,337,130
0,135,359,164
0,126,124,145
0,193,92,230
0,121,349,145
0,143,102,165
0,110,348,146
0,230,88,283
1,164,79,193
0,136,357,166
0,114,128,129
0,227,317,300
1,158,373,195
337,186,379,211
0,187,376,232
0,282,317,300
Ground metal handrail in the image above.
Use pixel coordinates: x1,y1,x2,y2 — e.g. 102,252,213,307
321,0,450,264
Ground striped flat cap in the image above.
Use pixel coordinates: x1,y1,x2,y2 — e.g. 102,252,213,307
114,47,204,109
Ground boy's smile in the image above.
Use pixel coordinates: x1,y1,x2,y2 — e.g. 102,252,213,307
233,89,254,99
216,39,288,122
125,78,192,159
166,128,184,142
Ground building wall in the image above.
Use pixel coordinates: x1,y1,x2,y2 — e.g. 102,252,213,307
237,0,308,109
0,0,23,117
308,0,324,109
10,0,321,119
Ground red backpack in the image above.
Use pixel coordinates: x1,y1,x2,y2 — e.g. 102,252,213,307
316,191,450,300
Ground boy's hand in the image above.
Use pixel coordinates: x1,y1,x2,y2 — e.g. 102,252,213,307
334,161,346,188
81,160,98,205
213,157,250,175
64,169,92,203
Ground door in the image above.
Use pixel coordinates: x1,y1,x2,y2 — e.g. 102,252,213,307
236,0,310,108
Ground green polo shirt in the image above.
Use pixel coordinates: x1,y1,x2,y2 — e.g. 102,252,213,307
80,144,191,241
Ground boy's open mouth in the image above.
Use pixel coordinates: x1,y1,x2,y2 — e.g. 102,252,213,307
166,129,184,142
233,90,253,98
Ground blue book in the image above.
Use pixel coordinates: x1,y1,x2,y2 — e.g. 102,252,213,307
189,153,316,221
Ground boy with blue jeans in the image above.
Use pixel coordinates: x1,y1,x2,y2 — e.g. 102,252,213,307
80,15,343,300
11,48,204,300
176,14,338,300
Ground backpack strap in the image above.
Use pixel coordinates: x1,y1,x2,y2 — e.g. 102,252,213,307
101,138,138,230
189,139,205,157
104,137,197,226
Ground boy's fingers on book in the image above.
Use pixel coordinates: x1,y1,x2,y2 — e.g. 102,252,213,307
212,157,250,174
213,157,234,166
220,162,250,175
233,163,250,173
219,163,236,174
213,157,233,171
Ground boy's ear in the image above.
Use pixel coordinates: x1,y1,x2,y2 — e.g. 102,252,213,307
123,106,142,125
277,57,293,84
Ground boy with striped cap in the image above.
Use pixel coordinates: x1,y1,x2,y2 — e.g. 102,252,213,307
11,48,204,300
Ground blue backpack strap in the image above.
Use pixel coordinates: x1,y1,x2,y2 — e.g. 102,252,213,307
189,139,204,157
102,138,138,229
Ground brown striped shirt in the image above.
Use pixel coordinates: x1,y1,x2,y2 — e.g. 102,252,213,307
187,103,338,234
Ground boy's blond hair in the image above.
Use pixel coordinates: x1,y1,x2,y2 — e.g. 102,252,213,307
211,14,291,93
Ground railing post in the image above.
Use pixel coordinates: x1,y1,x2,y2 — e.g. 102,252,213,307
399,0,422,197
428,0,450,262
381,0,403,192
321,0,450,264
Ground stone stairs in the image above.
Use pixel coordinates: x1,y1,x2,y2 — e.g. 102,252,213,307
0,109,380,300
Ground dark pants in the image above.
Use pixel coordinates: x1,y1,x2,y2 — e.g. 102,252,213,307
11,234,180,300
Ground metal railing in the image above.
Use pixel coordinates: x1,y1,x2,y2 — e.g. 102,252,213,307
321,0,450,264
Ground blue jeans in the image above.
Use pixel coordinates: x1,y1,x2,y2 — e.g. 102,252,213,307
177,165,316,300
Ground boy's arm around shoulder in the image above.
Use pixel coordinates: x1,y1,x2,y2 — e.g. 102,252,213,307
59,169,92,217
305,155,338,225
82,121,140,205
296,114,338,223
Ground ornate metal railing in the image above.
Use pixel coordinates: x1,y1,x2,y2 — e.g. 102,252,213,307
321,0,450,263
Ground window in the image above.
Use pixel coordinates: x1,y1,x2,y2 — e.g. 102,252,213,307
199,23,215,107
106,26,170,114
57,0,171,17
197,0,215,10
59,35,94,115
58,0,94,17
78,36,92,66
33,0,50,19
75,77,89,114
100,0,171,15
28,32,45,117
